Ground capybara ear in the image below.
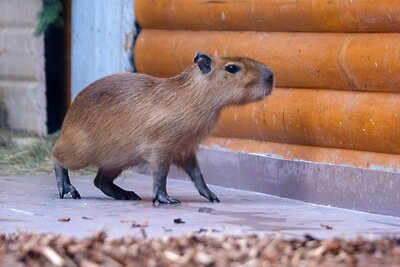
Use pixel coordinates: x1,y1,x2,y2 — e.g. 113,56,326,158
194,52,212,75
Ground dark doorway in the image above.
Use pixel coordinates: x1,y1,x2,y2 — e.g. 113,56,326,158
44,0,70,134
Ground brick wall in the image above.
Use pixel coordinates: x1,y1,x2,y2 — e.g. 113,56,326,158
0,0,47,135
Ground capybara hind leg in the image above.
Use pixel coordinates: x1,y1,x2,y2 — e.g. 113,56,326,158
176,155,220,202
54,163,81,199
152,162,180,204
94,169,141,200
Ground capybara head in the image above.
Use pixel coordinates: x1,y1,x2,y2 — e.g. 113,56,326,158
193,52,274,105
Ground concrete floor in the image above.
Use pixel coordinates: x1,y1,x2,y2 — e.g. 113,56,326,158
1,172,400,239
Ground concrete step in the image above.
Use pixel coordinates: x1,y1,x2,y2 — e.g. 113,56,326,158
169,147,400,217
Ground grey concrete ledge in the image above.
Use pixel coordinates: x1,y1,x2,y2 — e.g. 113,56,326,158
169,147,400,217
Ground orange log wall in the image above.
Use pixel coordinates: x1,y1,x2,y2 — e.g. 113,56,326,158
136,0,400,32
134,0,400,168
135,31,400,92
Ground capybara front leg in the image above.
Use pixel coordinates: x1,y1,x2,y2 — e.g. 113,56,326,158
178,155,220,202
152,162,180,204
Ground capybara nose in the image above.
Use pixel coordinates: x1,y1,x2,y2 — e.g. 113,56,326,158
263,68,274,85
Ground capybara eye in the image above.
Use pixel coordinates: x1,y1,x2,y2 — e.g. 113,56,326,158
225,64,241,74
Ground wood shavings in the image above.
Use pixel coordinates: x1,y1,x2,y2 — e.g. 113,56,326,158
1,232,400,267
57,217,70,222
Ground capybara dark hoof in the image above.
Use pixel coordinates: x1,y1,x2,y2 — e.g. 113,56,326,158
59,184,81,199
114,191,141,200
200,190,220,203
153,192,181,204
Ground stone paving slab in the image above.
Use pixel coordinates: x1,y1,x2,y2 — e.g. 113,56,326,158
0,173,400,239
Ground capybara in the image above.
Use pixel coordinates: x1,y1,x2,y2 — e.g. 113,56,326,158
53,52,274,204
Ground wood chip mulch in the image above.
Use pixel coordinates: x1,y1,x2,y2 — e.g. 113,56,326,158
1,232,400,267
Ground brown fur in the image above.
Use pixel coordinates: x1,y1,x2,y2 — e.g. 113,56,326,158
53,54,273,188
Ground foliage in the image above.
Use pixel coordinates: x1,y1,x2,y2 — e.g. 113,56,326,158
0,129,96,175
0,130,58,173
34,0,64,37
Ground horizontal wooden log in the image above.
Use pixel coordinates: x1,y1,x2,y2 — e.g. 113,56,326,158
135,0,400,32
212,88,400,155
134,30,400,92
202,137,400,170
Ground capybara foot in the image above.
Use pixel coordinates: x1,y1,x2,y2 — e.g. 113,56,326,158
58,183,81,199
96,182,141,200
153,191,181,204
199,189,220,203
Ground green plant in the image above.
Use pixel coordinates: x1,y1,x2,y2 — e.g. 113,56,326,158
34,0,64,37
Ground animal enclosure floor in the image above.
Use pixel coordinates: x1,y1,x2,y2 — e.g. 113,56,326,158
0,173,399,239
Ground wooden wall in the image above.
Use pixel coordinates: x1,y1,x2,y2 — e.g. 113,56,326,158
134,0,400,169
